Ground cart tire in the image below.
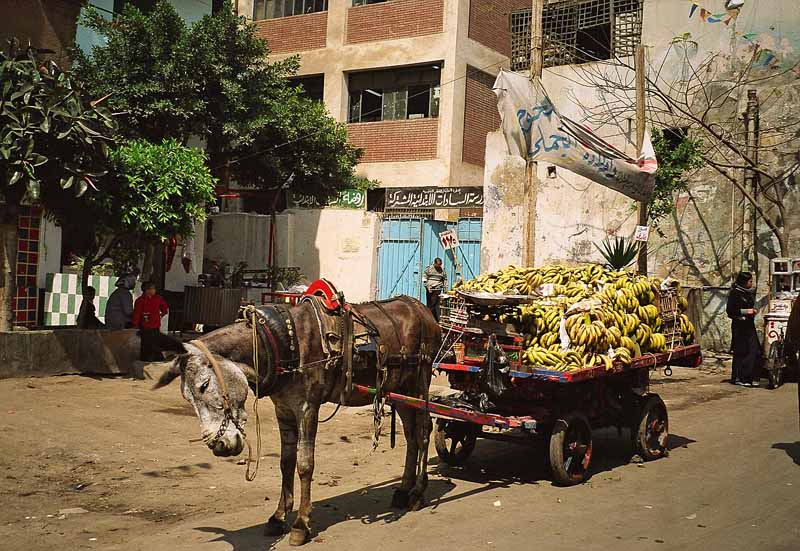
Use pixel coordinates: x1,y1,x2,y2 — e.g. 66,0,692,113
766,342,785,390
548,413,593,486
633,395,669,461
434,420,478,466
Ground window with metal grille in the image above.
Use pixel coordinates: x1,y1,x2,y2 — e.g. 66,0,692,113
510,0,642,71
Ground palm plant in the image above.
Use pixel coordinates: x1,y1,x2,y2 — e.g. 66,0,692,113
594,236,638,270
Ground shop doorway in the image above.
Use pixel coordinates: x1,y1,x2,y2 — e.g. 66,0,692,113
376,217,482,301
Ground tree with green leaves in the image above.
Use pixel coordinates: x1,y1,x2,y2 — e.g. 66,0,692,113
0,43,116,331
49,139,217,287
74,1,371,201
649,128,704,237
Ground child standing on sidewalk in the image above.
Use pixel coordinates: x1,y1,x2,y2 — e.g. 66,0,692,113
132,282,169,362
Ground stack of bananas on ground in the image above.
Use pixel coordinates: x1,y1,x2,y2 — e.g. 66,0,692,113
454,264,696,372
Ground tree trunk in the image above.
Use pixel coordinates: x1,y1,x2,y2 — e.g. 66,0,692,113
81,258,93,293
0,206,19,332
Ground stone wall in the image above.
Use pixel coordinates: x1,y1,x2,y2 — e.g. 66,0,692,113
0,329,139,379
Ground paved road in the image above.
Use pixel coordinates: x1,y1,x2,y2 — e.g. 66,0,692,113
1,367,798,551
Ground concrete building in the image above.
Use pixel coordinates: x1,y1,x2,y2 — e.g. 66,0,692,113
225,0,532,301
484,0,800,350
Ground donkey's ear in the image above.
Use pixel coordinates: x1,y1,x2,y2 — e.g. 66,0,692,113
159,334,188,354
152,355,186,389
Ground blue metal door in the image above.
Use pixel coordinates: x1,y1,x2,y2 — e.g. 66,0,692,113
449,218,482,282
377,217,483,301
377,218,423,300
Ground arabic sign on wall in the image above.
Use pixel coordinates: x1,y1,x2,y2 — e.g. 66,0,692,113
385,187,484,209
289,189,366,209
493,70,657,202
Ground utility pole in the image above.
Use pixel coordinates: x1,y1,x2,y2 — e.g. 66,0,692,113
524,0,544,267
743,89,760,278
634,44,647,275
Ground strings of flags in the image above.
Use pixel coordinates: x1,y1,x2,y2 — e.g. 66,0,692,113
687,1,797,74
687,2,741,26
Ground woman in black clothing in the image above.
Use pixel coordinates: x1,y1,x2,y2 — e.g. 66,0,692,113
726,271,760,387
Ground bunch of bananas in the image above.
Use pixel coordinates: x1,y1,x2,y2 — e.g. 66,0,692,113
456,264,696,372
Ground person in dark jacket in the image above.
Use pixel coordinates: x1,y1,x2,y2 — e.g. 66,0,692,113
133,281,169,362
783,298,800,427
105,274,135,330
726,271,760,387
76,286,103,329
423,257,447,322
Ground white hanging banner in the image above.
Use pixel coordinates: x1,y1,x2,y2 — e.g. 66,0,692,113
493,69,657,202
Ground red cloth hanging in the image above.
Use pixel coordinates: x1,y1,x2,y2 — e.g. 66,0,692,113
164,237,178,271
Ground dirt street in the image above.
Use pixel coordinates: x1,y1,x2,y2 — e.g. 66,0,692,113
1,361,798,551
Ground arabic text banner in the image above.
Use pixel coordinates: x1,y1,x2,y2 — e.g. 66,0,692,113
385,187,484,209
493,69,657,202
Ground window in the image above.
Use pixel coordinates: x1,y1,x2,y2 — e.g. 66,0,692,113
289,75,325,102
348,64,441,123
254,0,328,20
510,0,642,70
352,0,387,6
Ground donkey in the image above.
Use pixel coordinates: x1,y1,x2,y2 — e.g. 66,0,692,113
154,295,441,546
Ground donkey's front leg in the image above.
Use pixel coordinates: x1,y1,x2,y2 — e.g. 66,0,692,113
265,408,298,537
289,402,320,546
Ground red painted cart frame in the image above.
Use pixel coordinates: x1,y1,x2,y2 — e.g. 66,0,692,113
353,343,701,433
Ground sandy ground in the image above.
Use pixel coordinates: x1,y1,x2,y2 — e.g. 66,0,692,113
1,358,798,551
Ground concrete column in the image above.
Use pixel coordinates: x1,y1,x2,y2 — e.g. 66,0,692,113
437,0,467,185
322,0,349,121
237,0,255,19
481,131,527,272
326,0,347,47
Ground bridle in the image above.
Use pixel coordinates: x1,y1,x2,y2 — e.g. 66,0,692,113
188,339,259,481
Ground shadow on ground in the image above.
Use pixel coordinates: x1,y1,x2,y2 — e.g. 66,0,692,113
191,431,697,550
772,442,800,466
193,475,459,551
435,430,696,487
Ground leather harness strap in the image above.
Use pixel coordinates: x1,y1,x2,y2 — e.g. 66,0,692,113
189,339,232,410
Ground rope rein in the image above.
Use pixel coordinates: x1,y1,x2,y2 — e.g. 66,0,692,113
246,308,262,482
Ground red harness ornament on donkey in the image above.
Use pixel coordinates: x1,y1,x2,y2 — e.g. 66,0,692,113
304,278,349,312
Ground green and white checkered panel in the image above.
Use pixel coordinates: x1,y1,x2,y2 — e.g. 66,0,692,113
44,273,118,326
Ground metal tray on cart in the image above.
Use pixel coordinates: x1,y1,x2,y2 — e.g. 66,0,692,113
455,290,539,306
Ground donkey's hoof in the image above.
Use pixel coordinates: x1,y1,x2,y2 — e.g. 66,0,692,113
391,489,410,509
288,527,310,546
264,517,287,536
408,490,427,511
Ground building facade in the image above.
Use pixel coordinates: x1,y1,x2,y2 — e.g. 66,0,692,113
486,0,800,350
231,0,531,301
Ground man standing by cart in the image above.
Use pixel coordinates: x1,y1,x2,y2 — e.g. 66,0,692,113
423,257,447,322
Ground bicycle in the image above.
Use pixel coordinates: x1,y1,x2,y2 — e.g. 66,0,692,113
765,326,786,390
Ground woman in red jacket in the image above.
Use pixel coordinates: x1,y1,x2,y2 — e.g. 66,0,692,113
133,281,169,362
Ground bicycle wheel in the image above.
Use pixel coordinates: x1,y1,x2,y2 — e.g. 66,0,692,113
766,341,785,390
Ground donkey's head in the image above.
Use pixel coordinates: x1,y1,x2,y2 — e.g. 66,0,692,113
154,341,250,457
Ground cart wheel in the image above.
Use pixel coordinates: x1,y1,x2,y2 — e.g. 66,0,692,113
766,342,785,390
633,395,669,461
548,413,593,486
434,420,478,466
